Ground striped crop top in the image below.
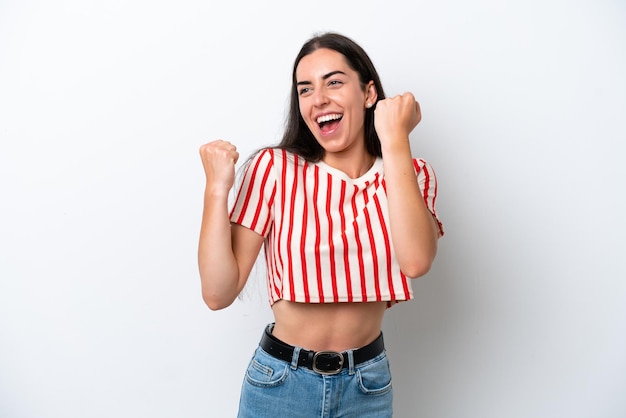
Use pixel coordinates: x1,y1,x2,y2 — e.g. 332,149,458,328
229,148,443,306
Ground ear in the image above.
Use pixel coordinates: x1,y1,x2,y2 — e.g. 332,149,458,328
364,81,378,108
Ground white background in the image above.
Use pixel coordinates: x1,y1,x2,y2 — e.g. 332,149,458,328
1,1,625,417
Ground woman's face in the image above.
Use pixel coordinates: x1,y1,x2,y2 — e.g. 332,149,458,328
295,48,376,157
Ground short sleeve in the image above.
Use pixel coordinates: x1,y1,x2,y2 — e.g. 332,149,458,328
229,149,277,237
413,158,444,236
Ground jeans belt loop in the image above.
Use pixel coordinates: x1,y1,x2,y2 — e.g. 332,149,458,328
290,346,301,370
346,349,356,375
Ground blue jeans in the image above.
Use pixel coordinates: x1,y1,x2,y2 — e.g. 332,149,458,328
237,340,393,417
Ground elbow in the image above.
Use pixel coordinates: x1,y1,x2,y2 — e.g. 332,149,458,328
399,253,436,279
199,269,239,311
396,234,439,279
401,262,432,279
202,290,235,311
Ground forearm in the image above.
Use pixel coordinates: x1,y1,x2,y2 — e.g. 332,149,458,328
197,187,241,310
382,141,439,278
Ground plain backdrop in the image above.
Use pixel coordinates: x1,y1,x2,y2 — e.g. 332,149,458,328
1,0,625,417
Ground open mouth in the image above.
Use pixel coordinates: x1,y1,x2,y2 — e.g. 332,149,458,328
316,113,343,133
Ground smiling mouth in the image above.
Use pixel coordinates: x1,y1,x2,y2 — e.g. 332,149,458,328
317,113,343,133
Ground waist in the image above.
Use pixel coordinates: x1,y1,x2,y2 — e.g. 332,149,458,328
271,300,387,351
260,323,385,375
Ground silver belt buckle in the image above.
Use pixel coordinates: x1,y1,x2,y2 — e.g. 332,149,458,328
312,351,344,375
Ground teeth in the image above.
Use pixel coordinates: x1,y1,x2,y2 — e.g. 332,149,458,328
316,114,342,124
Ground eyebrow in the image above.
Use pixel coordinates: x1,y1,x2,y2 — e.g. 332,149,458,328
296,70,347,86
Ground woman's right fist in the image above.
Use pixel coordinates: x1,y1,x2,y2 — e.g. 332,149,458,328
199,140,240,194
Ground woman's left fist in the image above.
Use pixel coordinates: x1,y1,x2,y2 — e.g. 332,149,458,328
373,92,421,143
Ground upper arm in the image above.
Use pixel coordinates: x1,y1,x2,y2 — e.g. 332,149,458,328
230,223,265,292
228,149,275,291
414,158,444,237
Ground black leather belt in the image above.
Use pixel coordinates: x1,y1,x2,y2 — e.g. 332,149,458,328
259,324,385,375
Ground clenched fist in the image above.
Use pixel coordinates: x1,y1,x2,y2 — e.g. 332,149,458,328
199,140,240,195
374,92,421,147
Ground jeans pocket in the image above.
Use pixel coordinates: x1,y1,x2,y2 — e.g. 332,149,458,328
356,353,393,395
244,348,290,388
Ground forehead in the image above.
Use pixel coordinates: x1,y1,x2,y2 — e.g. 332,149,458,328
295,48,355,80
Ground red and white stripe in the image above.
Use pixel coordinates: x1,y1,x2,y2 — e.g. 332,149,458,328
230,148,442,305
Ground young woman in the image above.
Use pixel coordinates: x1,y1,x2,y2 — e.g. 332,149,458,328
198,32,443,417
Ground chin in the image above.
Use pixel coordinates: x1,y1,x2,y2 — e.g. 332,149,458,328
317,142,348,155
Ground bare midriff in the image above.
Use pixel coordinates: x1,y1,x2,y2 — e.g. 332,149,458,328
270,300,388,352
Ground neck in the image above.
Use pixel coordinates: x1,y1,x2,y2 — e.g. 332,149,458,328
322,151,375,179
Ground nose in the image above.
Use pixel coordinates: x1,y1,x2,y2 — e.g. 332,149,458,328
312,87,329,107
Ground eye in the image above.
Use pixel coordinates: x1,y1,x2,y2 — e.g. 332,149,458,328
298,87,311,96
328,80,343,87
